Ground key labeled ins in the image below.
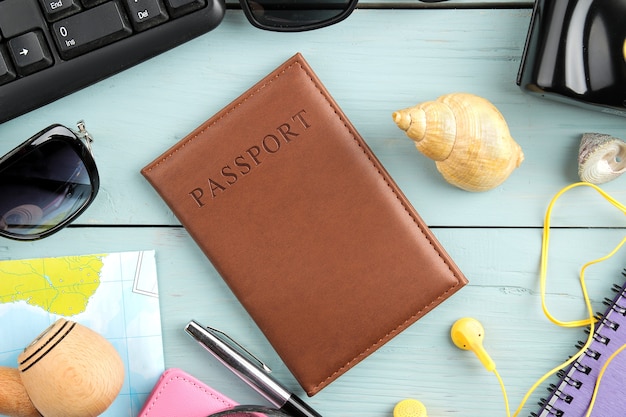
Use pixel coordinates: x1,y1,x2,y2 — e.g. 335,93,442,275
51,2,132,60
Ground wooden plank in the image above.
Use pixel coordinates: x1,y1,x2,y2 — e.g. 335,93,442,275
2,8,624,229
1,226,623,416
1,3,625,417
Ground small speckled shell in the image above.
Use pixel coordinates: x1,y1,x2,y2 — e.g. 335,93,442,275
578,133,626,184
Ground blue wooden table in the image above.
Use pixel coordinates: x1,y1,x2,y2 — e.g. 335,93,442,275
2,1,626,416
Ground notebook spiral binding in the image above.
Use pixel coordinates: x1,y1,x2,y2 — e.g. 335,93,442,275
530,271,626,417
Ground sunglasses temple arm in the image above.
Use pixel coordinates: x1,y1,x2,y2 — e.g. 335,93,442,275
75,121,94,153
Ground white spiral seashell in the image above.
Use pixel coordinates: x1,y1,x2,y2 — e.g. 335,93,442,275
578,133,626,184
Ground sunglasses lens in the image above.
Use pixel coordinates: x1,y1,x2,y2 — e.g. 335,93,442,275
245,0,355,30
0,129,97,239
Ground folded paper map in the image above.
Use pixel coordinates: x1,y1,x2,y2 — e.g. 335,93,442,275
0,250,164,417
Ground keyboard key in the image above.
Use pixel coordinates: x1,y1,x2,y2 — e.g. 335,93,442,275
0,0,47,38
81,0,109,7
51,1,133,60
0,46,17,85
7,31,53,76
39,0,82,22
123,0,169,32
165,0,206,18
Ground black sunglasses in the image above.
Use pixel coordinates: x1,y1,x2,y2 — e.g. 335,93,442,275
0,122,99,241
239,0,448,32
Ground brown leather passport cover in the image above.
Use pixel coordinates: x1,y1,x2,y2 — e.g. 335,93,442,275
141,53,468,396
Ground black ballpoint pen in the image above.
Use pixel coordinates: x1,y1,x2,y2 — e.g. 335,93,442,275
185,320,323,417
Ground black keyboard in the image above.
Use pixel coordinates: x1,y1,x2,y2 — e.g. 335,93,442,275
0,0,225,124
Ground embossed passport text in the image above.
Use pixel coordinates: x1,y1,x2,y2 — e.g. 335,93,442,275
141,53,468,396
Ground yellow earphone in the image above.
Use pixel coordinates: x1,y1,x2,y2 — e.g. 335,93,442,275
451,182,626,417
394,399,428,417
450,317,495,372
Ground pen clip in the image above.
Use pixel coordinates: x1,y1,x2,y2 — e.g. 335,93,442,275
209,326,272,373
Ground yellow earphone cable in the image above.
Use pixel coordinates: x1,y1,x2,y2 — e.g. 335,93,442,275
496,182,626,417
493,369,511,417
540,182,626,327
585,342,626,417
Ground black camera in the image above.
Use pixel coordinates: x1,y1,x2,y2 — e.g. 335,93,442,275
517,0,626,117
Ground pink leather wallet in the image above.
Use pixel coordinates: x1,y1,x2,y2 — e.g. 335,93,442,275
139,368,242,417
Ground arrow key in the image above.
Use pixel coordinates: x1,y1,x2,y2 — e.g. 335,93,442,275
7,31,53,76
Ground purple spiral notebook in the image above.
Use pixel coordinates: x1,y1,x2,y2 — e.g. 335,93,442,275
532,275,626,417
